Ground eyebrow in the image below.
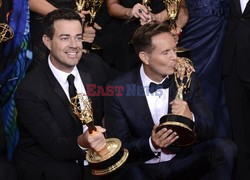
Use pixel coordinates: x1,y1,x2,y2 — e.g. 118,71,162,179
162,45,177,53
59,33,82,37
161,49,171,53
59,34,70,37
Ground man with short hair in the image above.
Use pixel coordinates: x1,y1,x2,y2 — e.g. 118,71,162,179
28,0,100,71
104,21,237,180
14,8,109,180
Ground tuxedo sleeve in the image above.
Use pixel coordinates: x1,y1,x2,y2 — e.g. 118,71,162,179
187,74,215,141
15,88,86,160
104,86,156,162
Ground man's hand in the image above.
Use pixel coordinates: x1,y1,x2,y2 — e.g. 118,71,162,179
170,99,193,120
82,23,101,43
77,126,106,152
78,10,89,23
151,125,179,149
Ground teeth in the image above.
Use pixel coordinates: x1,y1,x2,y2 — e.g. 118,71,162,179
66,52,77,55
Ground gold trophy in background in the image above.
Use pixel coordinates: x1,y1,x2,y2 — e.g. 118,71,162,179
70,93,129,176
75,0,103,54
76,0,88,13
88,0,103,26
156,57,196,146
142,0,151,9
163,0,188,54
126,0,151,24
0,23,14,44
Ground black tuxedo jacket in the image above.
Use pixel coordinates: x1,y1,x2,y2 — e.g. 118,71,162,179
14,53,116,172
104,68,215,163
222,0,250,80
0,109,17,180
0,108,5,157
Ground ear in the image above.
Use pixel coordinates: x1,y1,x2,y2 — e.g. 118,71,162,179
42,35,52,51
139,51,150,65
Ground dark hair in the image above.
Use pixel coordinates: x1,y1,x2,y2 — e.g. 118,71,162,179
43,8,82,39
131,21,171,55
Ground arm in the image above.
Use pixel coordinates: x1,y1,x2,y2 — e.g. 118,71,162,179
78,126,106,152
29,0,88,19
106,0,150,21
167,0,188,42
154,10,169,22
140,9,169,25
104,86,155,162
15,89,84,160
187,73,215,141
176,0,189,33
106,0,132,19
141,0,188,27
15,86,105,160
29,0,57,16
29,0,96,43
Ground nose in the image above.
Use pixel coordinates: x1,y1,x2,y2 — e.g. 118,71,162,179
171,49,177,60
69,38,77,47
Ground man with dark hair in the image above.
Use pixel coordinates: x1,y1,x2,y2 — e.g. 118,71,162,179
104,21,237,180
28,0,100,71
13,8,110,180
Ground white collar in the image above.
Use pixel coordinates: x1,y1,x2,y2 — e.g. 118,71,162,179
48,55,78,85
240,0,249,13
140,64,169,88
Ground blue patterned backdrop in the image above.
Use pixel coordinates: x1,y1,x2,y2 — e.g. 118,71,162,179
0,0,32,160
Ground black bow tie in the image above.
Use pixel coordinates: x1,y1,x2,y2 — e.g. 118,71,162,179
149,78,171,93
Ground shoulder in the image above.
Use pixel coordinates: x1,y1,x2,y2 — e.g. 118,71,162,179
78,53,120,84
19,64,45,87
16,61,51,96
78,53,105,72
190,72,200,88
107,68,139,86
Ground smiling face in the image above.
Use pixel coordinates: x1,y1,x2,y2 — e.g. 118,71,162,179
43,19,83,73
140,32,177,82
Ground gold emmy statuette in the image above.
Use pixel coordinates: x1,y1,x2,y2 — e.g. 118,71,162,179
88,0,103,26
0,23,14,44
76,0,87,12
163,0,188,54
156,57,196,146
75,0,103,54
70,93,129,176
142,0,151,10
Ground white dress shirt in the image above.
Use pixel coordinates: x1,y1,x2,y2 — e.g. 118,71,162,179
240,0,249,13
48,57,86,100
140,65,176,164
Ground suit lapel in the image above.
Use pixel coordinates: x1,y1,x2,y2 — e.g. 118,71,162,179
131,69,154,127
234,0,243,14
42,61,82,130
78,68,98,115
